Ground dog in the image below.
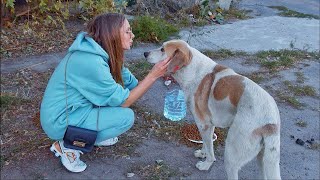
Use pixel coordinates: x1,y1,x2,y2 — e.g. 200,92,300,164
144,40,281,180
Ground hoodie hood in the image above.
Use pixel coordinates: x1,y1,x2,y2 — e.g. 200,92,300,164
68,32,109,60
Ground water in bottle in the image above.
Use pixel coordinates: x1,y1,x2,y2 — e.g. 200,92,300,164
163,89,187,121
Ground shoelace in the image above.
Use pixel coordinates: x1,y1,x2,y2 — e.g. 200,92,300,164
62,148,83,164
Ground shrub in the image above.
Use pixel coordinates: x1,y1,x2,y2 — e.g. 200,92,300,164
131,16,178,43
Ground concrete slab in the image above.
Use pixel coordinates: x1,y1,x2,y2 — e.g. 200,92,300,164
179,16,320,53
237,0,320,17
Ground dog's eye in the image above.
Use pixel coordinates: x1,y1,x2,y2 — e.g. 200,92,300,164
161,48,164,52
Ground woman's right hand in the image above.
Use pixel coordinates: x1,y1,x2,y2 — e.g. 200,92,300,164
147,57,171,80
122,57,171,107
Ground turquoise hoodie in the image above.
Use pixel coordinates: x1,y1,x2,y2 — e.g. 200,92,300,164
40,32,138,140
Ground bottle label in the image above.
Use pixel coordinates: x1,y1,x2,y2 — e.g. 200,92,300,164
163,89,186,121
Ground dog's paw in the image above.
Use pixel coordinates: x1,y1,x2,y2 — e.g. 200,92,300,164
194,149,206,158
196,160,213,171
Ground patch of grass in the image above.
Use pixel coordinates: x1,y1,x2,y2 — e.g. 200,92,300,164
295,120,307,127
295,72,305,83
256,49,320,71
0,155,9,168
202,49,248,59
129,162,184,179
0,93,28,109
269,6,320,19
256,49,318,60
176,16,191,28
260,56,294,71
246,72,265,84
223,7,252,20
277,93,303,109
309,142,320,150
131,16,179,43
194,18,210,26
284,81,317,96
125,60,153,81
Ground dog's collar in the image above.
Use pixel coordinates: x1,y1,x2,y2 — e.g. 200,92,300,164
173,65,180,73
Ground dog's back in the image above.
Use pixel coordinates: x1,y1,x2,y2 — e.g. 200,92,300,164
206,62,281,180
208,66,280,130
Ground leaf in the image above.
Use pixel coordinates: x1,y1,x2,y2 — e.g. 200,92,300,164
5,0,15,9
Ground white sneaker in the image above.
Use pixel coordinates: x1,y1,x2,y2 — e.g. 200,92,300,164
95,137,118,146
50,141,87,172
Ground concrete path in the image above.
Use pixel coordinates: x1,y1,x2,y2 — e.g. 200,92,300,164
238,0,320,17
2,16,319,73
180,16,319,53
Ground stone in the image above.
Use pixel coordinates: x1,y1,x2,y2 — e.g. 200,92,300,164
296,139,305,146
127,173,135,178
219,0,233,10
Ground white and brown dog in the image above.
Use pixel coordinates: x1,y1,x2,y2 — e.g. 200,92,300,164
144,40,281,180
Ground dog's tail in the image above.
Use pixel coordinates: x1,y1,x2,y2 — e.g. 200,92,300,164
258,130,281,180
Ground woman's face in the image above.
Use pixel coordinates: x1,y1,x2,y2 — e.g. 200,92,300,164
120,19,134,50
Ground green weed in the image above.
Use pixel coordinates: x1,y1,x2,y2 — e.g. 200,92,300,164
131,16,178,43
223,7,252,20
295,120,307,127
295,72,305,83
269,6,320,19
284,81,317,96
0,93,27,109
278,94,303,109
129,162,183,180
256,49,320,71
309,143,320,150
202,49,248,59
246,72,265,84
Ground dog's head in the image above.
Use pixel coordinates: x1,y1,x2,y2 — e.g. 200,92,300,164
144,40,193,75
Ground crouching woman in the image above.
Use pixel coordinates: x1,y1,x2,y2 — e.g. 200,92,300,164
40,13,170,172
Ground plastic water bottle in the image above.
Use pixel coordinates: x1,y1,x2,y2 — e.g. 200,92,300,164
163,89,187,121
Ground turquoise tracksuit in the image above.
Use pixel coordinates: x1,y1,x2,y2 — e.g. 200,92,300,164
40,32,138,143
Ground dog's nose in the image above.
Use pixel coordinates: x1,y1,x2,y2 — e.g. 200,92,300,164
144,52,150,58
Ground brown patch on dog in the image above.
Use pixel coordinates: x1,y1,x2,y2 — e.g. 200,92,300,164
164,40,192,74
253,124,279,137
194,64,230,121
167,49,188,74
195,72,214,121
213,75,245,107
213,64,228,74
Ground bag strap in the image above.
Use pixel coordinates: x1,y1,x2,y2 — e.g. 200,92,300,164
64,53,99,131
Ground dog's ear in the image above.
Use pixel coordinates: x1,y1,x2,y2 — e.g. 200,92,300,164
166,48,192,74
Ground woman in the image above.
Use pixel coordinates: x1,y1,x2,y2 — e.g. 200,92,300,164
40,13,170,172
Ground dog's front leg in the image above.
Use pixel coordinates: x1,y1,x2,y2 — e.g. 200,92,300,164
195,124,216,170
194,123,208,159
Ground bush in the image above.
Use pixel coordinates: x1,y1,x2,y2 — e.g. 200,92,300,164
131,16,178,43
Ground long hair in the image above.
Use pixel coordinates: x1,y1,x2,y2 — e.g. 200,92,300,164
87,13,125,86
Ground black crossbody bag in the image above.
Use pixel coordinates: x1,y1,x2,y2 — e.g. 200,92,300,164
63,53,99,153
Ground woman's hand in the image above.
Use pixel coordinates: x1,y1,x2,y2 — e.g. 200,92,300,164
122,57,171,108
147,57,171,80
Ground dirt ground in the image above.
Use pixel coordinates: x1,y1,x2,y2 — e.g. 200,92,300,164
1,52,319,179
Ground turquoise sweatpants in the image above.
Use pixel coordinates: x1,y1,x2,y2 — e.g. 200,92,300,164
77,106,135,143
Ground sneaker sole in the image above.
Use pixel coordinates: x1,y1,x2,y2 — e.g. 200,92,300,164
95,137,119,146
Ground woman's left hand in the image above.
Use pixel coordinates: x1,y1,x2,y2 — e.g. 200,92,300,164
147,57,171,80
